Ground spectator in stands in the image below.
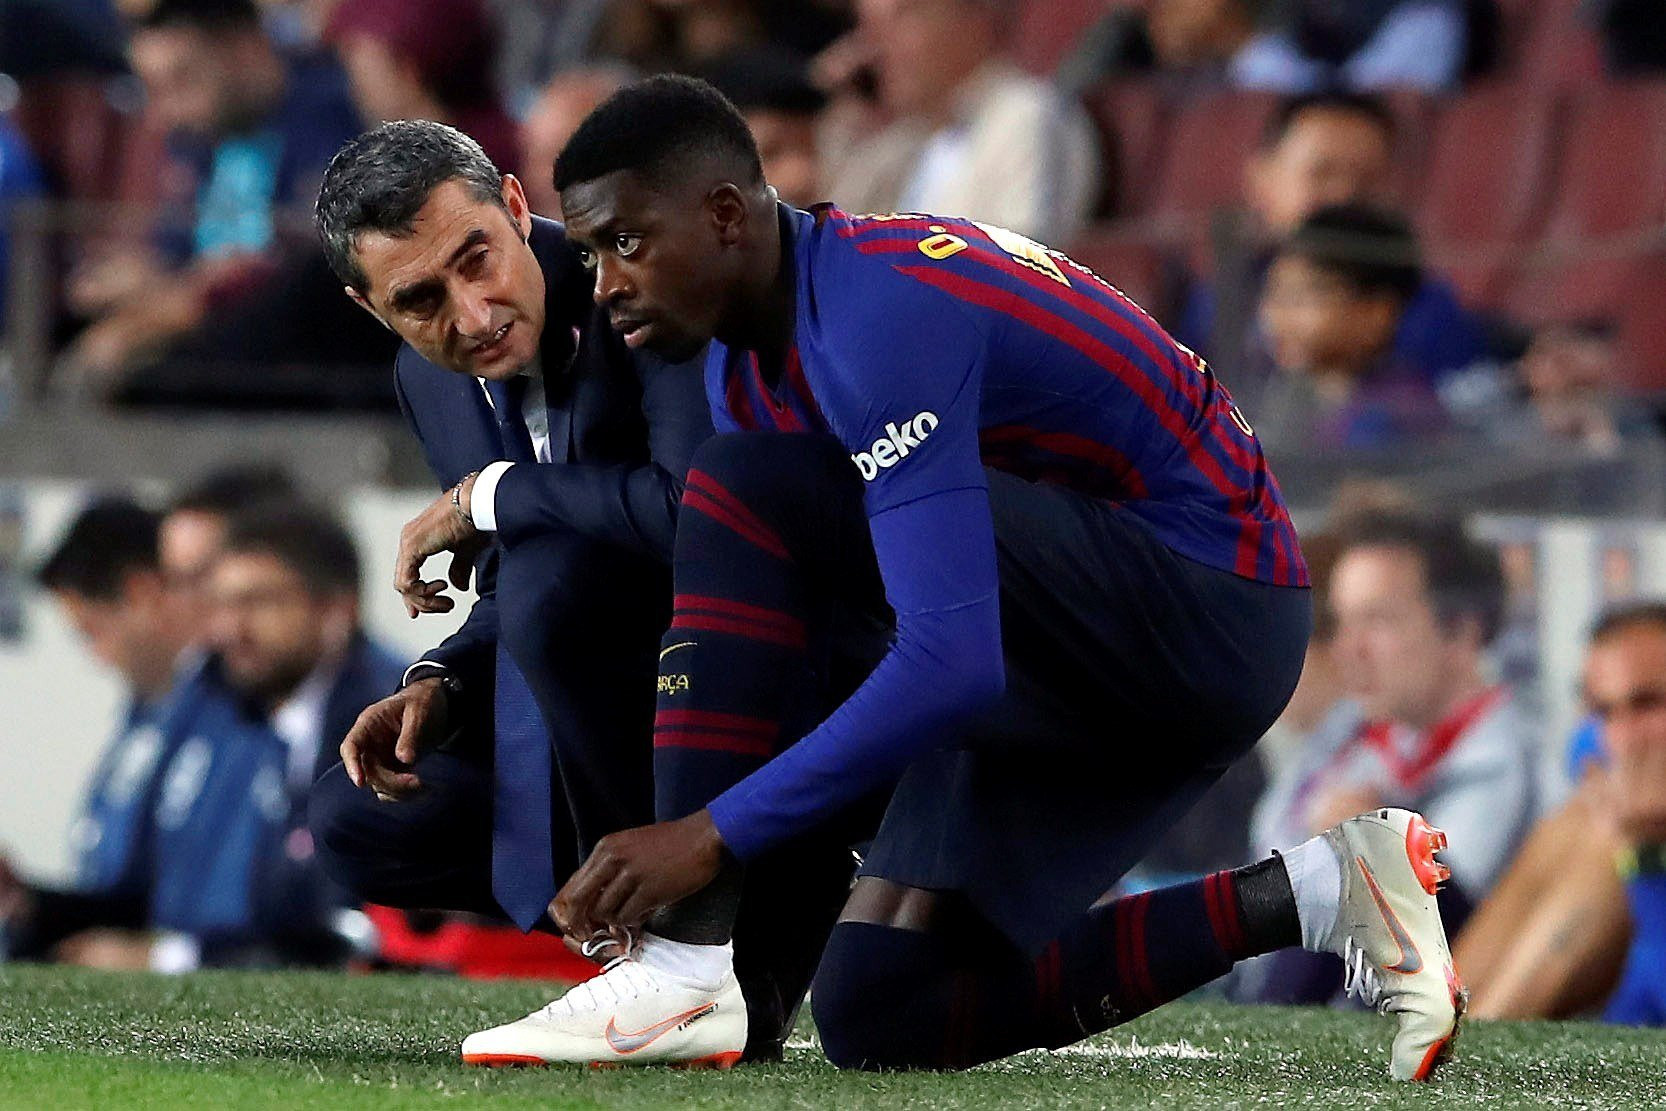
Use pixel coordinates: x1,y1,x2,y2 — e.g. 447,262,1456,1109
0,113,47,337
1318,511,1536,910
816,0,1100,244
1481,320,1662,456
1255,204,1447,453
1058,0,1287,97
699,48,826,208
59,0,363,392
1575,603,1666,1025
1176,93,1488,399
327,0,521,174
519,66,633,218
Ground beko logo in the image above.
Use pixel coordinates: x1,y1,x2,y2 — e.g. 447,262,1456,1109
851,411,939,481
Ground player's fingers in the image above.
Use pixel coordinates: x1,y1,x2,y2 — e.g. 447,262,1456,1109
552,857,616,934
588,867,642,928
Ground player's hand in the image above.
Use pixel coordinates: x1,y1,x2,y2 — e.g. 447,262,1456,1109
550,811,727,938
394,478,488,618
340,678,448,800
53,928,156,970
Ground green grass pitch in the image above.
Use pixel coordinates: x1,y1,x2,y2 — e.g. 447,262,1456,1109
3,965,1665,1109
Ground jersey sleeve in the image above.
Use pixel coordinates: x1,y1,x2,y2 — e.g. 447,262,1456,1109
705,267,1007,857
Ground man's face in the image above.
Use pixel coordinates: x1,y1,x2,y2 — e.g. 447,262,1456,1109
1260,254,1396,376
1330,545,1461,724
747,109,820,208
1248,109,1393,236
350,177,547,380
868,0,996,116
159,509,226,641
207,552,341,702
54,579,166,690
1149,0,1240,66
1585,625,1666,762
561,170,735,362
130,26,240,139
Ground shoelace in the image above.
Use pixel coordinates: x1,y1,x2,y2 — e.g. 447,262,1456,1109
1341,937,1388,1013
537,956,658,1019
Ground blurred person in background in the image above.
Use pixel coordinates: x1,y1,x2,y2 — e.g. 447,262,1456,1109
1254,204,1447,454
59,0,363,393
518,66,633,217
327,0,521,174
1478,320,1663,456
817,0,1100,244
698,48,826,208
159,464,303,641
6,500,201,921
0,112,48,337
1177,93,1488,402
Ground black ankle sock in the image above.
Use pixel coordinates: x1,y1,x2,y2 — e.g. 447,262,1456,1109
1234,855,1301,953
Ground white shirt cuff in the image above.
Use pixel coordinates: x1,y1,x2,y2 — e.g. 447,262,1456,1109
149,932,202,974
470,461,515,532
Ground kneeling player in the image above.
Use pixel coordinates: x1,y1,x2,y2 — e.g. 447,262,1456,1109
468,76,1464,1079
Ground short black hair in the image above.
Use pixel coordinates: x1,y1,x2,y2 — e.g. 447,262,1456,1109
37,497,161,601
170,464,300,518
140,0,260,32
1591,601,1666,645
1262,91,1396,151
220,504,362,597
1337,510,1505,645
695,49,827,117
1281,203,1422,303
554,74,763,195
315,120,505,294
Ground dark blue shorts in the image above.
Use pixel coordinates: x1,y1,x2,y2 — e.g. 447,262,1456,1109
861,469,1311,953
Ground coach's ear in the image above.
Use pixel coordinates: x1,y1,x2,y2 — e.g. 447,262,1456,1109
347,287,396,333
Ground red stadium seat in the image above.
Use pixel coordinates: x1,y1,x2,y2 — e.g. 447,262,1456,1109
1015,0,1135,76
1082,79,1171,217
1511,0,1605,87
1415,83,1559,248
12,76,133,203
1149,91,1279,228
1063,229,1171,323
1541,82,1666,244
1506,254,1666,389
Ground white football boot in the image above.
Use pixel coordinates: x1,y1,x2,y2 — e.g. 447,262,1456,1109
461,954,747,1069
1317,808,1467,1081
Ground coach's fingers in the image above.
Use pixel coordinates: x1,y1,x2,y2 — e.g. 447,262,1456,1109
448,548,476,592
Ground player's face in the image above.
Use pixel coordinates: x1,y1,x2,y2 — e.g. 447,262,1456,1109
561,170,732,363
1329,545,1463,726
350,177,547,382
1585,627,1666,761
1249,110,1393,237
207,552,344,703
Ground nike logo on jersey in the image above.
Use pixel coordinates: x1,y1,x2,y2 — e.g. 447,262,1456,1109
1357,856,1423,974
603,1002,718,1054
851,410,939,481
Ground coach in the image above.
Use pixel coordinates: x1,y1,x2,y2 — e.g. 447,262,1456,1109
304,121,840,1060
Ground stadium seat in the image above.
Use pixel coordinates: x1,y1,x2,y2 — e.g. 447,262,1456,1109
1015,0,1130,76
1063,229,1171,323
1510,0,1605,87
1414,82,1559,247
1541,81,1666,244
1149,91,1278,228
1082,79,1171,218
12,76,131,203
1506,254,1666,389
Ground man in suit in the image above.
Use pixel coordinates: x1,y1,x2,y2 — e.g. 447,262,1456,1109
306,120,845,1062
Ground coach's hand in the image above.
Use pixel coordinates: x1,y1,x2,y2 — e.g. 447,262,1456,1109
340,678,448,800
551,811,726,937
395,477,489,618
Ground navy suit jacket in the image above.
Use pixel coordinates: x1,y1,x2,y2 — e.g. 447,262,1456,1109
393,216,713,697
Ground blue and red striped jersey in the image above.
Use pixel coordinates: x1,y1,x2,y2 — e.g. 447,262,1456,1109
701,205,1307,859
708,205,1308,587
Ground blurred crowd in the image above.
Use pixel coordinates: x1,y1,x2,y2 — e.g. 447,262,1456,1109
0,0,1658,457
0,467,586,978
5,0,1666,1027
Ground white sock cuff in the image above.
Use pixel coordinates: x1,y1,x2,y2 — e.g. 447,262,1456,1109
636,932,734,990
1281,834,1343,952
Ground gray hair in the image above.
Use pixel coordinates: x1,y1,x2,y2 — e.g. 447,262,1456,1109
315,120,505,294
